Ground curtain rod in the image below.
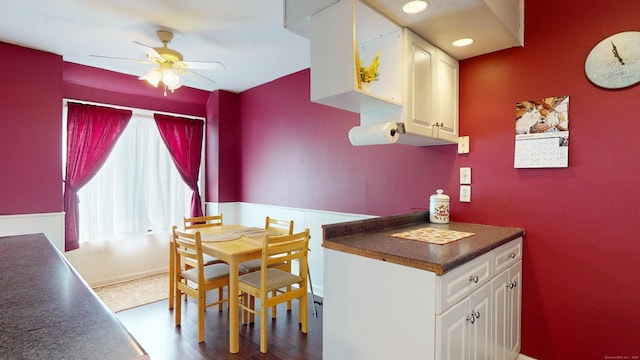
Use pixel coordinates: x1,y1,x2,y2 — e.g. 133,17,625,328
62,98,205,122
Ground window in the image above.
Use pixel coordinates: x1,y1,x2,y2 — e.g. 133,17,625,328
64,102,203,243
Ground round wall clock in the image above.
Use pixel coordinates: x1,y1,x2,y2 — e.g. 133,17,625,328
585,31,640,89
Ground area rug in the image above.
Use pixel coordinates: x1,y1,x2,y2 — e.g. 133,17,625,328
93,273,169,313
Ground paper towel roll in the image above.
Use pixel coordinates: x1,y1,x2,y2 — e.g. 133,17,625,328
348,122,399,146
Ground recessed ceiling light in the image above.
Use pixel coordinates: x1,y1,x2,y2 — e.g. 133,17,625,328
452,38,474,47
402,0,428,14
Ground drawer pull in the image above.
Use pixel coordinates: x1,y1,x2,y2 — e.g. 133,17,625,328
469,275,479,284
509,252,517,259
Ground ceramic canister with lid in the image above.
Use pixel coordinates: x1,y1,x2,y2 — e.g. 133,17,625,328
429,189,450,223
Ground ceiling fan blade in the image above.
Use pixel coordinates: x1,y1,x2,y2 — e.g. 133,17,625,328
133,41,165,63
181,60,225,70
89,54,154,65
185,69,217,84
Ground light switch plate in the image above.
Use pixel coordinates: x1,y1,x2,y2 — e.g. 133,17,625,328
458,136,470,154
460,167,471,184
460,185,471,202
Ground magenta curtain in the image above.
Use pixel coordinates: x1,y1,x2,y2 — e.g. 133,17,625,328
64,103,132,251
154,114,205,218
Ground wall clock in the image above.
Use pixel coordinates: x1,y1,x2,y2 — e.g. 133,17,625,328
585,31,640,89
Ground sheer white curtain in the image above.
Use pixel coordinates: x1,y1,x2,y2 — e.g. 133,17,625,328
77,114,193,242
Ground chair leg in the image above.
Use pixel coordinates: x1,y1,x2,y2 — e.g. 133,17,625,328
250,295,255,324
300,291,308,334
198,293,205,343
260,300,268,353
169,241,175,310
271,291,277,319
241,293,248,325
175,286,182,327
218,287,224,311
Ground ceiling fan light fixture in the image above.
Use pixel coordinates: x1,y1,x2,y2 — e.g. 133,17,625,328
402,0,428,14
139,67,162,87
161,67,180,87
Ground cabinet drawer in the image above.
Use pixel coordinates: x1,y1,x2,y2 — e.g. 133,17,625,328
493,237,523,275
435,251,491,314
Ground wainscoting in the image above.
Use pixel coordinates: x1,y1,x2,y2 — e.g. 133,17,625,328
0,203,373,294
0,212,64,250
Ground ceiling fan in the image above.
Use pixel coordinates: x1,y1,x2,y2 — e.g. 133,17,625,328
91,30,225,95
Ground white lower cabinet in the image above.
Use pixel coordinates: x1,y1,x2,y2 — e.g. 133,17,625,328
323,237,522,359
436,238,523,360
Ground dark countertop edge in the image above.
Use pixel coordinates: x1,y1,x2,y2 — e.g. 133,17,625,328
321,211,525,275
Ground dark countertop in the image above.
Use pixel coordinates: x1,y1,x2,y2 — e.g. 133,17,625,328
0,233,148,360
322,211,524,275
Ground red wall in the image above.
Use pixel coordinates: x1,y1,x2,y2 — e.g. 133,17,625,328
205,90,240,203
63,63,210,117
239,70,458,215
0,43,63,214
238,1,640,357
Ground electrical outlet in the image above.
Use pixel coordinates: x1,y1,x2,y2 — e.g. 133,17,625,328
460,185,471,202
460,167,471,184
458,136,470,154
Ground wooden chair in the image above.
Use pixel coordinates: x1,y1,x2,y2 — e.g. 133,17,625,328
172,226,230,343
238,216,294,273
238,217,294,317
169,214,226,309
184,214,223,230
238,229,309,353
183,214,226,266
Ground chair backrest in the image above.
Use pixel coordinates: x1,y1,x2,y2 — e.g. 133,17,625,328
172,226,205,278
261,229,309,279
265,216,294,235
184,214,223,230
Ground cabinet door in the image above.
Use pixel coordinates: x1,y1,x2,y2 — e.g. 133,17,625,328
468,282,492,360
492,267,510,360
404,29,437,135
507,261,522,359
436,296,470,360
492,261,522,360
434,49,459,143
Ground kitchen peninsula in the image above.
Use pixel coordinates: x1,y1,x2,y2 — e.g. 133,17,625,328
322,211,524,360
0,234,148,359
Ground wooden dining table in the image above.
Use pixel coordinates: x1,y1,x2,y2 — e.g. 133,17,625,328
169,225,274,353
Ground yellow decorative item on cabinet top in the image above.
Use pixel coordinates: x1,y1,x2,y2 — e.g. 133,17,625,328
355,44,380,89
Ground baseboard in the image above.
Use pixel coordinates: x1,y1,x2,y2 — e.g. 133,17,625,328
88,268,169,288
518,353,537,360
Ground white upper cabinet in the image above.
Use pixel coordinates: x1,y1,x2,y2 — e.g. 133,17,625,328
398,29,459,145
310,0,403,113
310,0,459,146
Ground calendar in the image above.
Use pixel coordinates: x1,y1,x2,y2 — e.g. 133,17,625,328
514,96,569,168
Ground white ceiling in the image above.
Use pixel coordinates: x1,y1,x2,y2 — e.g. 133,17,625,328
0,0,522,93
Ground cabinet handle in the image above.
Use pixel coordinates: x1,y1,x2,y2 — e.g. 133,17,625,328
466,311,481,324
509,252,516,259
469,275,479,284
508,280,518,289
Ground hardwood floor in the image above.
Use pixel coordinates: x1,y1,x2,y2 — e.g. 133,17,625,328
117,294,323,360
